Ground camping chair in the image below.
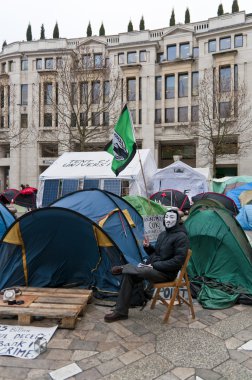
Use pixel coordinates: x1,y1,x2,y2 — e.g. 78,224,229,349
150,249,195,323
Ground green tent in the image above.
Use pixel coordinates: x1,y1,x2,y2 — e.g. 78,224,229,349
124,195,166,243
185,206,252,309
211,176,252,194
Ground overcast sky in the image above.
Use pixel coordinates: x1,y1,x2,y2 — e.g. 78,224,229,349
1,0,251,44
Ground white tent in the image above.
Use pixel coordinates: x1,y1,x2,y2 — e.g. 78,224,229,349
151,160,210,200
37,149,157,207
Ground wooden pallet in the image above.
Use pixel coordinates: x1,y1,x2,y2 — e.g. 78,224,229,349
0,287,93,329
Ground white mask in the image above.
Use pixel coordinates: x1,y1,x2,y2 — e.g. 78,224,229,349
164,211,178,229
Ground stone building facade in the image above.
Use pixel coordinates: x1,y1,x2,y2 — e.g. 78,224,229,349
0,11,252,190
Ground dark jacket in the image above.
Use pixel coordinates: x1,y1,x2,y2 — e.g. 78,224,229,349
145,222,189,278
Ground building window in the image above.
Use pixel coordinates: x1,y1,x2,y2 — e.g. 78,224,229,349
118,53,124,64
44,83,52,105
165,75,175,99
0,116,4,129
178,73,188,97
71,113,77,128
8,61,13,72
160,143,196,166
71,83,77,105
193,47,199,58
21,84,28,105
155,109,161,124
192,72,199,96
36,59,42,70
41,144,58,157
208,39,216,53
21,114,28,128
220,36,231,50
155,76,162,100
180,42,190,59
219,102,231,118
80,112,88,127
234,34,243,48
103,112,109,126
234,64,238,91
127,78,136,101
105,57,110,67
165,108,174,123
92,81,100,104
178,107,188,122
45,58,53,69
167,45,176,61
80,82,88,104
139,77,142,101
44,113,52,127
0,87,4,108
157,52,164,63
103,81,110,103
216,136,238,155
220,66,231,92
191,105,199,122
139,50,146,62
21,58,28,71
127,51,137,64
139,109,142,124
55,113,58,127
83,54,91,67
94,53,103,68
1,63,6,73
130,109,136,123
92,112,100,126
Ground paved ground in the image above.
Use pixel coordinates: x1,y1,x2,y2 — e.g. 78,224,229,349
0,298,252,380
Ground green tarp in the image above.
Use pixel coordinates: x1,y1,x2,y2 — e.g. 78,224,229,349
124,195,167,215
211,176,252,194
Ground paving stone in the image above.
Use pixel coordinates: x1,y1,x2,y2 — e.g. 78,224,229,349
47,338,72,349
26,369,49,379
138,342,156,355
78,356,102,371
228,349,250,363
211,311,229,320
71,350,98,361
225,336,243,349
96,346,126,362
97,357,124,376
189,321,208,329
76,368,101,380
171,367,195,379
243,358,252,370
69,339,97,351
45,348,72,361
214,359,252,380
157,328,228,368
0,367,29,379
206,309,252,339
104,353,173,380
234,329,252,341
195,368,222,379
119,348,145,365
155,373,179,380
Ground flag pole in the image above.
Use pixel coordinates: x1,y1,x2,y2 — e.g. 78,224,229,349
128,104,149,198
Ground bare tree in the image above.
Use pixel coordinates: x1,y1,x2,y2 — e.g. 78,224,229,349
185,68,252,177
42,45,122,151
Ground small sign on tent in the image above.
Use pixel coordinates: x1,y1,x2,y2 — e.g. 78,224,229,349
143,215,165,243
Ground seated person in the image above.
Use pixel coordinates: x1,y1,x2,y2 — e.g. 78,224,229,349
104,209,189,323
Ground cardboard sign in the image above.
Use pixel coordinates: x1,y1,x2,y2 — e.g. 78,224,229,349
143,215,165,243
0,324,57,359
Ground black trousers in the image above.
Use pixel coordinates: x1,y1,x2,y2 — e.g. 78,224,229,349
115,263,176,316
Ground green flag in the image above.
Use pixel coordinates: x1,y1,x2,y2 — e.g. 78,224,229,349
105,104,136,176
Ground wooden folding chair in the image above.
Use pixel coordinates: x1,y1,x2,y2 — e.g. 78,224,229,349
150,249,195,323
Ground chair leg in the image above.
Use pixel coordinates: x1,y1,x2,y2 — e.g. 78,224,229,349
163,286,179,323
150,288,160,309
185,273,195,319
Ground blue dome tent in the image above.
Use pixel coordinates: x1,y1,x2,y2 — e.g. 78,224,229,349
0,203,15,238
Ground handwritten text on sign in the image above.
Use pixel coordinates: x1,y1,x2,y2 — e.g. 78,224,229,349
0,324,57,359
